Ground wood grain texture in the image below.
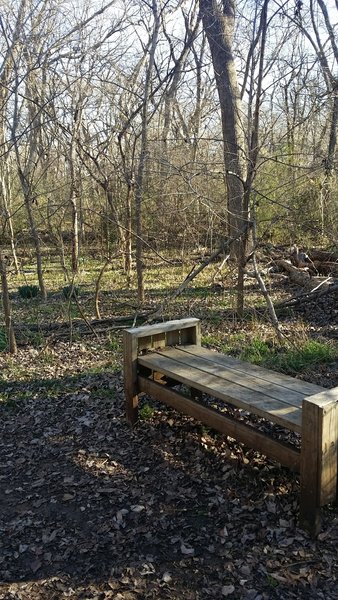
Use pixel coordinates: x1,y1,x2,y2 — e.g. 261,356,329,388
180,345,323,397
124,318,200,338
123,330,139,425
300,394,338,535
157,347,310,407
139,352,302,431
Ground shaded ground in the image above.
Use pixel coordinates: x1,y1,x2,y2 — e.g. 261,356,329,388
1,255,338,598
0,338,337,600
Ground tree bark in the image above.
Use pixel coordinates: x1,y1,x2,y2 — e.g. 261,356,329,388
134,0,161,304
0,250,17,354
199,0,247,259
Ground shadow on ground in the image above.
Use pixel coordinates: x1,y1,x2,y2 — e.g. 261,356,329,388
1,368,338,599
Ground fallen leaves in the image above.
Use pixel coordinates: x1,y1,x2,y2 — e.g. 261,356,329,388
180,542,195,556
0,339,338,600
222,584,235,596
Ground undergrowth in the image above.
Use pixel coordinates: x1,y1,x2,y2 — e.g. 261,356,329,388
0,327,7,352
240,338,336,374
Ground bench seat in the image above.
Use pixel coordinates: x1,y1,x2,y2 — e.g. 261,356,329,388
139,344,323,433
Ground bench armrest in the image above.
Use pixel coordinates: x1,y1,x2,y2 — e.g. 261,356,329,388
124,318,201,352
123,318,201,425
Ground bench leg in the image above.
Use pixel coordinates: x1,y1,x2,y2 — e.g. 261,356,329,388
300,396,338,535
124,331,139,426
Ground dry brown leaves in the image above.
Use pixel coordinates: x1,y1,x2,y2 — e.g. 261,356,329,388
0,340,338,600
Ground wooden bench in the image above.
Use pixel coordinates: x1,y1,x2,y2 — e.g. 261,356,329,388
123,318,338,534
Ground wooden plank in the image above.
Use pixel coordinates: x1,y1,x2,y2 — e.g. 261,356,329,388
319,400,338,506
123,330,139,425
194,321,201,346
125,318,200,339
302,387,338,408
300,393,338,535
138,352,302,431
139,376,300,472
158,347,307,408
180,345,323,397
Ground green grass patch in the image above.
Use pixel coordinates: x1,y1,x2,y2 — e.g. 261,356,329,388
0,327,7,352
276,340,336,373
107,335,121,352
240,338,336,374
240,338,271,365
139,404,155,420
201,334,221,347
18,284,39,299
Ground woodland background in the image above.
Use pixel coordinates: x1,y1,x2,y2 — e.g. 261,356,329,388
1,2,338,598
1,0,337,330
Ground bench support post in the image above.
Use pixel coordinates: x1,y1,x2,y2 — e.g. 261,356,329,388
124,318,200,426
124,331,139,425
300,391,338,535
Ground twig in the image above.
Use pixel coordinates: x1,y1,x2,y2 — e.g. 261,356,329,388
275,279,337,308
147,223,252,321
252,221,284,343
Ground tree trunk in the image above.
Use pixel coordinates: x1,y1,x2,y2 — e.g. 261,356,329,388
124,183,133,283
134,0,161,304
69,135,79,274
0,250,17,354
0,162,19,275
199,0,247,260
17,167,47,300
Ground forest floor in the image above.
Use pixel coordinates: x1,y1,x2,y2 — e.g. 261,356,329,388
0,252,337,599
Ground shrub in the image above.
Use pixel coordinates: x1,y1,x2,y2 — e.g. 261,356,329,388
62,285,80,299
139,404,155,420
276,340,336,373
18,284,39,299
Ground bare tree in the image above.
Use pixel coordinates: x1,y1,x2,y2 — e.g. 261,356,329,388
199,0,247,261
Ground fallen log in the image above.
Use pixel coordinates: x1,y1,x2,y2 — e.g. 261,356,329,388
13,314,151,345
274,259,311,287
308,249,338,262
275,279,338,309
313,261,338,276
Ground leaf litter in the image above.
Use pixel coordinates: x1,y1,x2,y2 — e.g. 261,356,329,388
0,338,337,600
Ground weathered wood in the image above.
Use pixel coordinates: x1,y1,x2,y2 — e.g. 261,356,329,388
300,390,338,535
157,347,313,408
139,376,301,471
123,331,139,425
166,330,180,346
125,318,200,339
151,332,167,349
139,351,303,432
138,335,152,352
180,345,323,397
275,259,311,286
123,319,201,422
